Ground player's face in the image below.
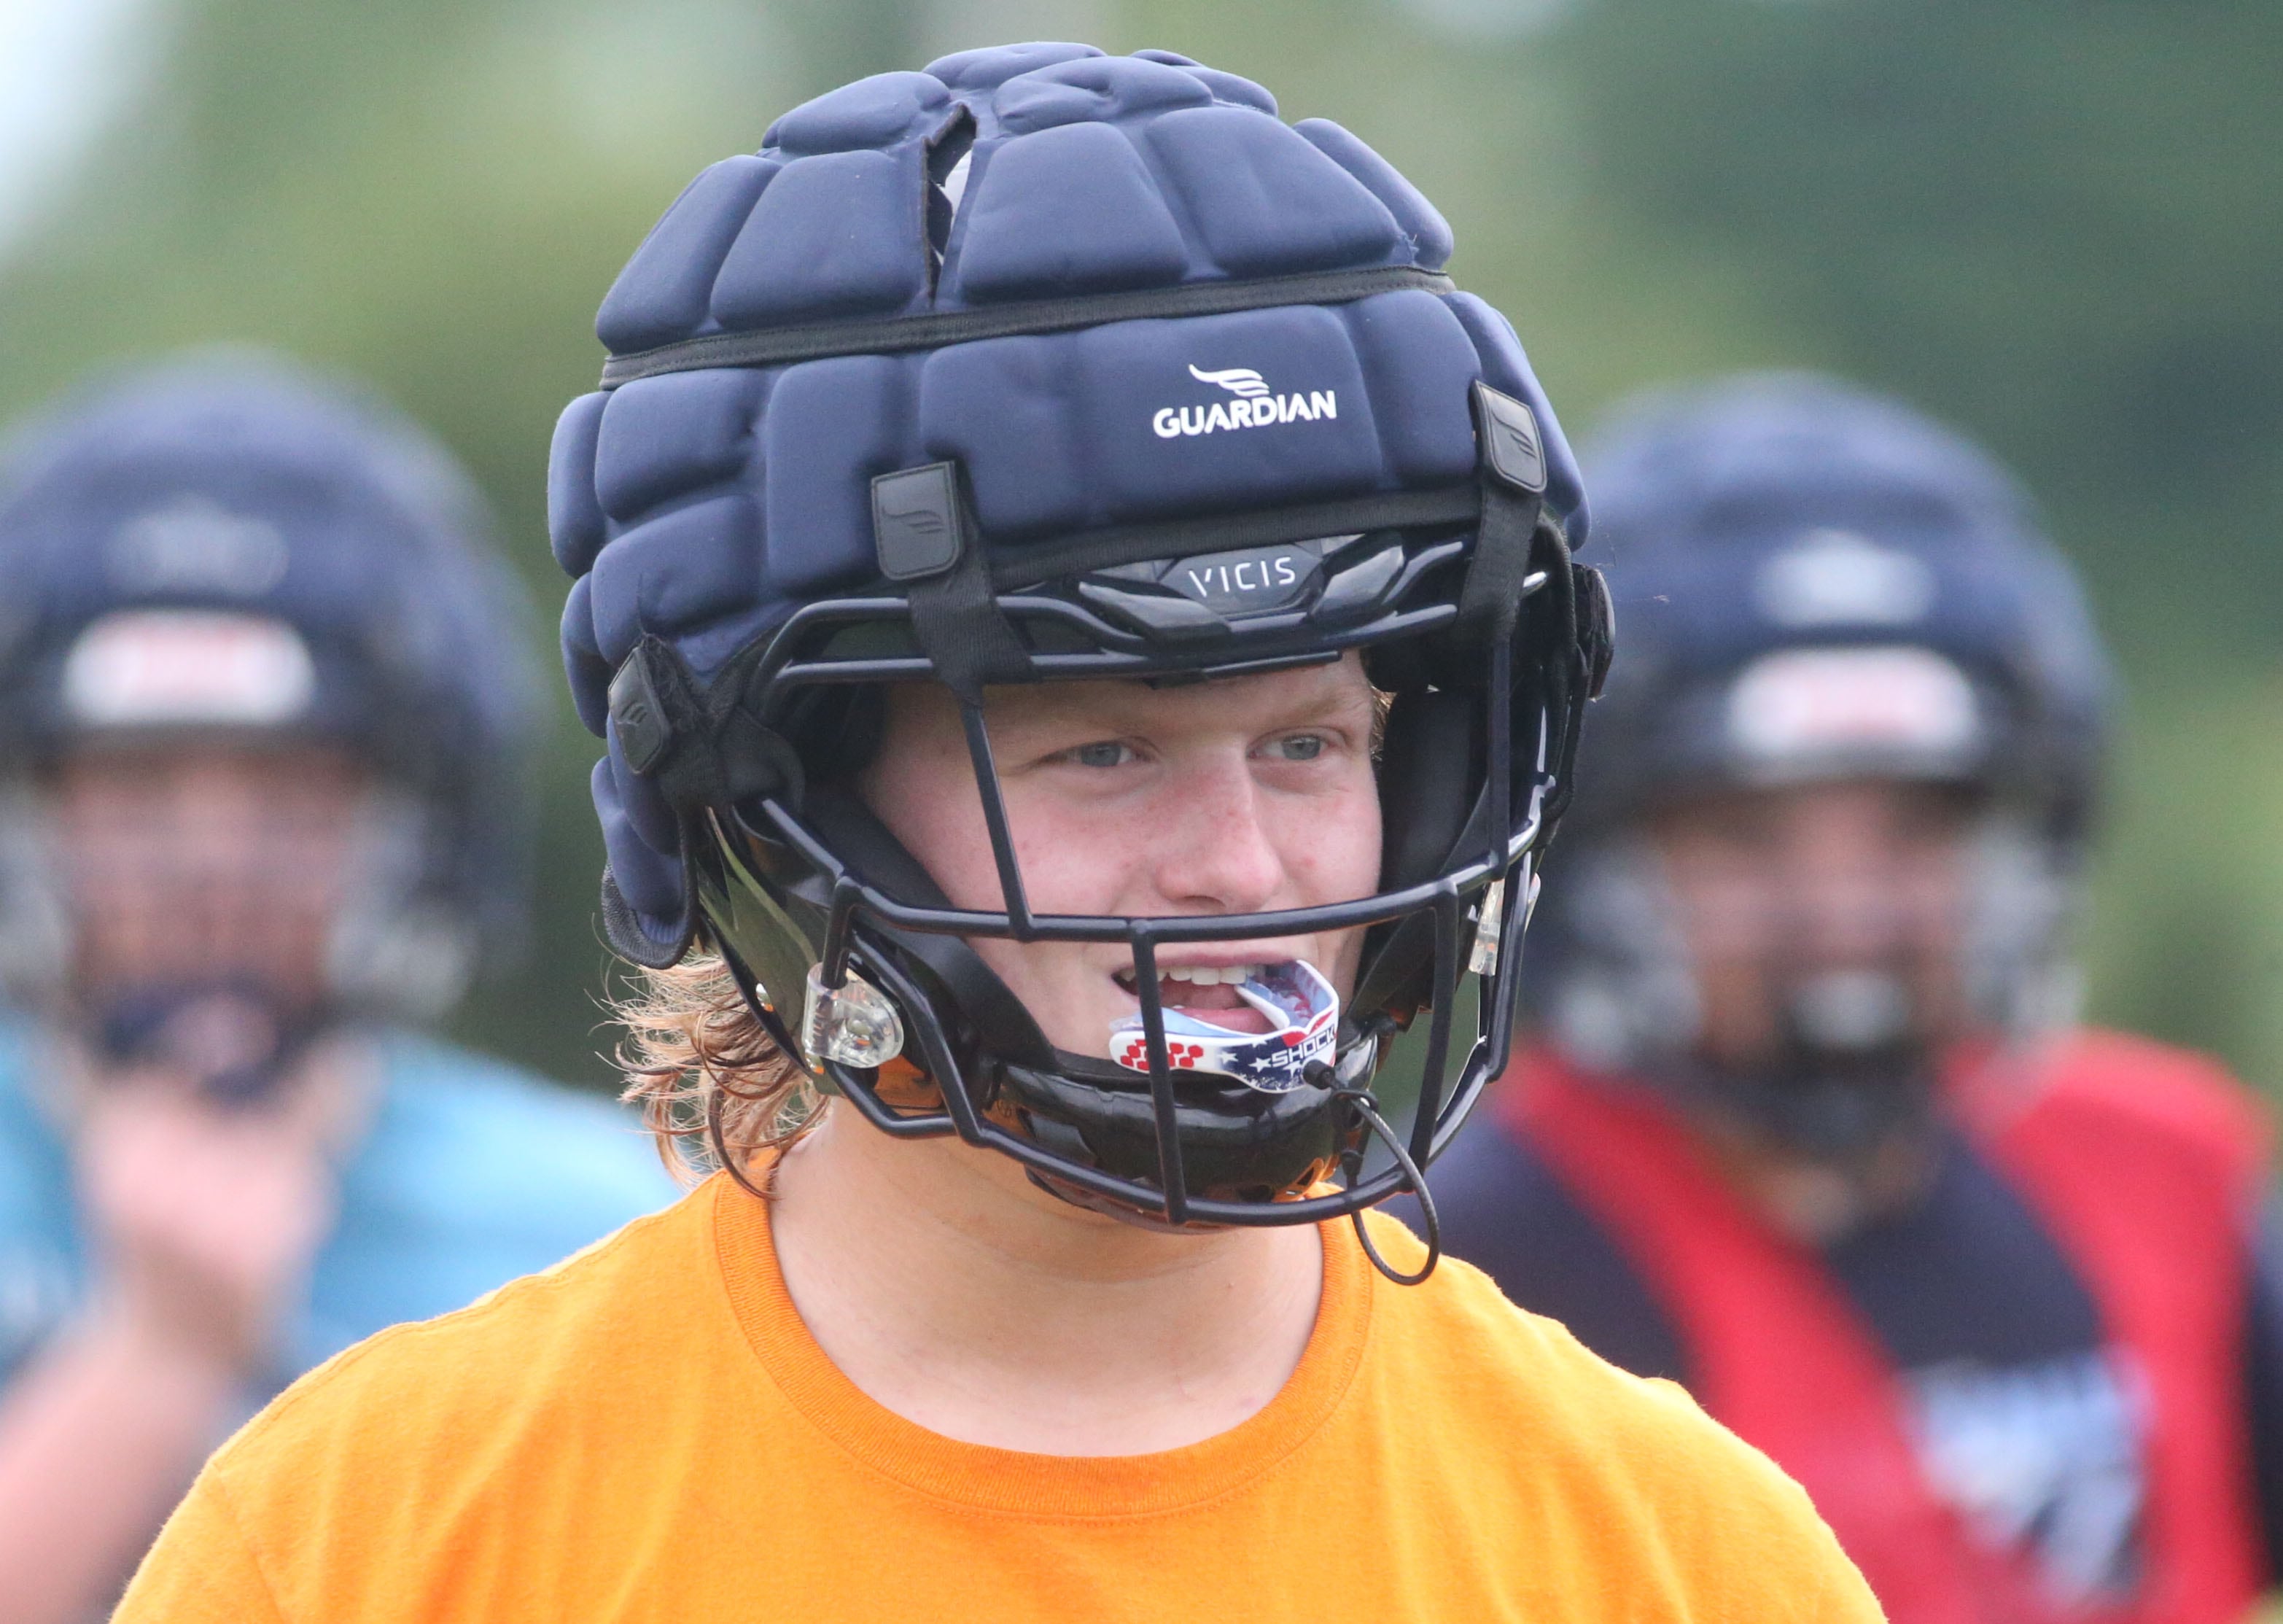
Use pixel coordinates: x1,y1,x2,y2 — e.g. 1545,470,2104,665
1646,778,1975,1071
48,742,372,1006
859,655,1383,1060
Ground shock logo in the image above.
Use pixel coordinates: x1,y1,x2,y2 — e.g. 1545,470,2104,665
1153,364,1338,439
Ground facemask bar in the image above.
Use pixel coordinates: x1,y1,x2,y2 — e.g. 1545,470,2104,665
0,787,70,1002
15,766,468,1027
700,639,1553,1230
718,809,1541,1228
1549,785,2021,1163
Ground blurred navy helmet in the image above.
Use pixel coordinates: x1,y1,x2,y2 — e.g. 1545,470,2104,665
551,43,1609,1252
1536,373,2113,1154
0,350,542,1017
1572,371,2109,842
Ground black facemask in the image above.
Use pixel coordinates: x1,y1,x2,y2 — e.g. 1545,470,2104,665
1665,953,1942,1165
86,978,325,1106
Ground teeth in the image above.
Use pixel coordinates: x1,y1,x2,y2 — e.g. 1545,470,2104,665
1164,963,1259,986
1114,963,1272,992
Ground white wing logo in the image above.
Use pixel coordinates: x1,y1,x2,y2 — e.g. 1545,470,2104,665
1188,365,1271,399
1153,365,1338,439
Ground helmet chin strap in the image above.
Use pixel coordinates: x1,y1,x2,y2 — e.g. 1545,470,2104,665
1110,960,1340,1095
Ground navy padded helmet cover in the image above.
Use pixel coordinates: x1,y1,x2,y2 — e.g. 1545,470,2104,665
1572,370,2112,818
551,44,1587,948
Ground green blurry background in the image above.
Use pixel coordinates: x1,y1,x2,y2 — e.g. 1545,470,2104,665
1,0,2276,1095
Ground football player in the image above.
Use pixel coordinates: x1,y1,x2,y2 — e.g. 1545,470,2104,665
1406,372,2279,1623
116,50,1878,1621
0,354,676,1624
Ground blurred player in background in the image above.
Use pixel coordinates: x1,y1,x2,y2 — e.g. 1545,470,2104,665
0,353,675,1624
1405,372,2280,1623
116,47,1877,1622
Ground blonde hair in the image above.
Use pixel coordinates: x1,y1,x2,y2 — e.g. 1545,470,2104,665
615,955,819,1188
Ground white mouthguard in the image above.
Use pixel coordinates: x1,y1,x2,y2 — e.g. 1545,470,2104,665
1111,959,1339,1095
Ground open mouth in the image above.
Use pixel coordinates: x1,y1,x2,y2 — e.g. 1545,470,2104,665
1108,959,1339,1094
1113,962,1279,1032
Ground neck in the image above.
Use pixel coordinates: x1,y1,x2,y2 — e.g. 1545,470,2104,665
765,1103,1324,1456
1700,1118,1939,1244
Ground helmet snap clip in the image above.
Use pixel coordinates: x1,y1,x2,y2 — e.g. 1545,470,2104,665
1469,881,1506,977
802,963,905,1071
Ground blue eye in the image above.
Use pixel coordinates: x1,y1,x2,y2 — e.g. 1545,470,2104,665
1272,734,1326,762
1068,740,1131,769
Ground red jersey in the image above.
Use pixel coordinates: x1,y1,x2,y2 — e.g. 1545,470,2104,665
1412,1030,2276,1624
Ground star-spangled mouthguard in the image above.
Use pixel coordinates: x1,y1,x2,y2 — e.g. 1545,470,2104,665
1111,960,1339,1095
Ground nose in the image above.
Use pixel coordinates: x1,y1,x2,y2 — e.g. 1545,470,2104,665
1142,748,1288,918
1784,812,1925,963
1788,876,1907,966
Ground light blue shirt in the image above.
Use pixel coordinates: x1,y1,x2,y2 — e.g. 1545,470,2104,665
0,1020,680,1397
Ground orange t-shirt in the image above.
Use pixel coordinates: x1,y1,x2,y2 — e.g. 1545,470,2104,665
116,1174,1880,1623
